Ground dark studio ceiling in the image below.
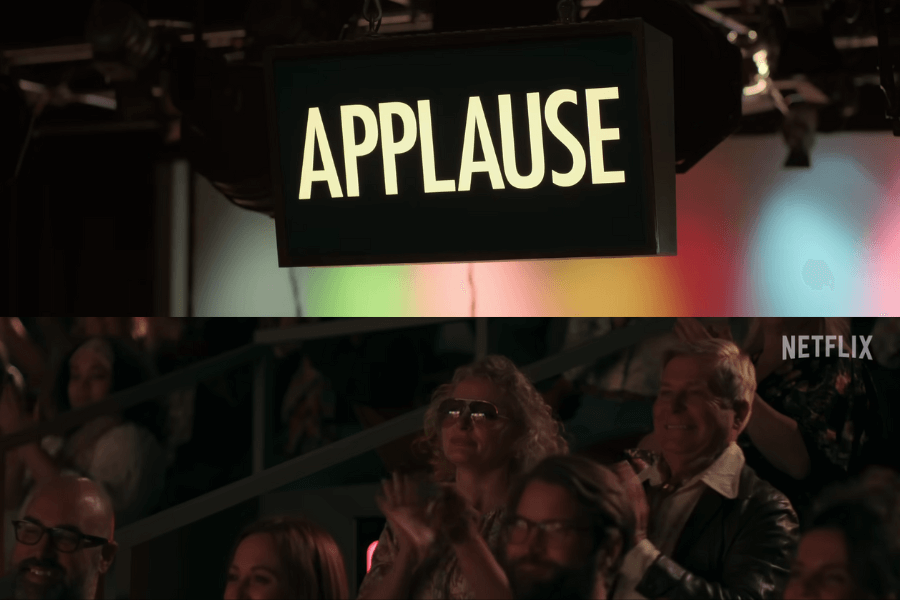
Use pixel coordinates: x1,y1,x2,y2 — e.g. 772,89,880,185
2,0,899,210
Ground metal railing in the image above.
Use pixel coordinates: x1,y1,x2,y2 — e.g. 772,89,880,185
0,316,676,598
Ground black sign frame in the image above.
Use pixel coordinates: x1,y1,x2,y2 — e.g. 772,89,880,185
265,19,675,267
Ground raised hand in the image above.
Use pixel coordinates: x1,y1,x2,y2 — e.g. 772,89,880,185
0,369,30,435
432,486,479,544
376,472,437,563
612,461,650,546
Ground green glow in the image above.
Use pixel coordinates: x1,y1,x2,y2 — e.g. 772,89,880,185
305,266,415,316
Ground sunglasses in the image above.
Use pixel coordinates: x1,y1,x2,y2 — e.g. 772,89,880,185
437,399,508,426
12,520,108,554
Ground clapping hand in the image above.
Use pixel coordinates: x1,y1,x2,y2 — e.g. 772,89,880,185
0,369,30,435
377,473,437,563
612,461,650,546
432,485,479,545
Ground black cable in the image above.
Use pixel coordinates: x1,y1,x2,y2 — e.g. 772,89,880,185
362,0,383,35
875,0,900,134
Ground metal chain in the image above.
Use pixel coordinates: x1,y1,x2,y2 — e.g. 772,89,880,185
362,0,383,36
557,0,577,24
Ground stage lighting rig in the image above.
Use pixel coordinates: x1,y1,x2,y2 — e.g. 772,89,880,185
781,97,818,166
584,0,744,173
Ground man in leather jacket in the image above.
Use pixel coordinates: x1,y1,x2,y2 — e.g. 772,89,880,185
611,339,799,600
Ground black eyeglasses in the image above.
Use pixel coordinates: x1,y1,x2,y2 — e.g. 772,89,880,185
505,516,590,545
437,399,508,426
12,520,108,553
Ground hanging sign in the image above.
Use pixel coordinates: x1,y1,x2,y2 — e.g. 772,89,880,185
265,19,674,266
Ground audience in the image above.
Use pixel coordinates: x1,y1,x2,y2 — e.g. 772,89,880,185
666,317,866,516
502,455,633,600
358,355,568,600
612,339,799,599
258,318,336,461
10,475,117,600
783,466,900,600
871,317,900,369
2,337,168,527
545,318,730,450
2,319,898,599
224,516,348,600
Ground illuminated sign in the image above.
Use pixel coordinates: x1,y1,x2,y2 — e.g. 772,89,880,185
265,20,674,266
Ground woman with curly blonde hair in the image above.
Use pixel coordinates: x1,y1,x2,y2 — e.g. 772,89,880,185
358,355,568,600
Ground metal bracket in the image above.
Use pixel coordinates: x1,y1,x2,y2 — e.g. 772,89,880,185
363,0,384,36
557,0,578,24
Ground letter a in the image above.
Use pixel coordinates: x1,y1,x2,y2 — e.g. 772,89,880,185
458,96,505,192
299,107,343,200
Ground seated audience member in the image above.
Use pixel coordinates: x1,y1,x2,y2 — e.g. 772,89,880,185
2,337,168,527
612,339,799,600
225,516,348,600
9,475,117,600
783,466,900,600
358,355,568,600
870,317,900,369
545,318,730,448
503,455,634,600
667,318,866,517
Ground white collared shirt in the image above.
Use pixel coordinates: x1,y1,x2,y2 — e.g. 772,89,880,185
612,443,746,600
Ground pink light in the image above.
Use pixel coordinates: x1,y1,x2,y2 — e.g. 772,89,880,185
366,541,378,573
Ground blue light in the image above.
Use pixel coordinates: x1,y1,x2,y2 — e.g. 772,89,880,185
745,155,875,315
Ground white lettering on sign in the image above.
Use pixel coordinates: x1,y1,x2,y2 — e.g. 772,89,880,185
340,104,378,198
544,89,587,188
299,107,343,199
379,102,418,195
585,87,625,184
418,100,456,193
499,92,544,190
297,87,625,200
459,96,505,192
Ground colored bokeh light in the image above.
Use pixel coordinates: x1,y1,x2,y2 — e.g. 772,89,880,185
192,133,900,316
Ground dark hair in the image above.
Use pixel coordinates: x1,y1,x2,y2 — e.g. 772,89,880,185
807,467,900,599
52,337,167,442
506,454,634,580
227,516,349,600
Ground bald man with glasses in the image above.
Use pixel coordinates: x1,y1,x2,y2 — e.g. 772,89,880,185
10,475,117,600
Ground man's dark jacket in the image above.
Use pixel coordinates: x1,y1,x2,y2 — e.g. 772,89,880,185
635,464,800,600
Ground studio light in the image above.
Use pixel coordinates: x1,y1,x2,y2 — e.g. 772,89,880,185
781,98,818,167
584,0,743,173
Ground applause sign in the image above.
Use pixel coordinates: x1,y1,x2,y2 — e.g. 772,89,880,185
265,20,675,266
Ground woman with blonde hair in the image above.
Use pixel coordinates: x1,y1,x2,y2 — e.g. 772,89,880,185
358,355,568,600
225,516,349,600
